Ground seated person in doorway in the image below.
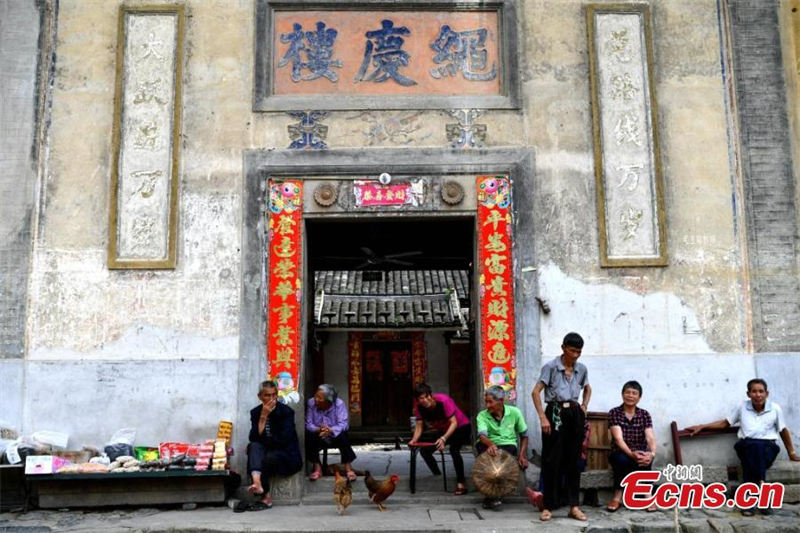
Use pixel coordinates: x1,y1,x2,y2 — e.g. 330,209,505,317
245,380,302,510
606,380,657,512
686,378,800,515
475,385,530,509
305,384,357,481
408,382,472,495
531,332,591,522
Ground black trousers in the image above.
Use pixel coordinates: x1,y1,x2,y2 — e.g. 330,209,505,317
305,429,357,465
247,442,301,493
735,438,780,484
608,450,653,490
541,402,584,509
475,441,518,457
419,424,472,484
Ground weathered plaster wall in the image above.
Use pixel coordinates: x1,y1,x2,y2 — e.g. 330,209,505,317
27,1,246,361
0,0,42,358
730,0,800,352
522,0,743,356
755,353,800,453
29,0,742,363
0,361,25,431
20,359,238,448
12,0,779,478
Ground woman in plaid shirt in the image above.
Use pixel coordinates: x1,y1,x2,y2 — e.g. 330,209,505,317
606,380,657,512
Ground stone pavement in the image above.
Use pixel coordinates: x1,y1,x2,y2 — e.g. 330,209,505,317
3,448,800,532
3,500,800,532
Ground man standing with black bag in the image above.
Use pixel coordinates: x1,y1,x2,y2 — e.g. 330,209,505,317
531,332,592,522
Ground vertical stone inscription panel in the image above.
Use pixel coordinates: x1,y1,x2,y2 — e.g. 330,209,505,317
588,5,667,266
109,7,183,268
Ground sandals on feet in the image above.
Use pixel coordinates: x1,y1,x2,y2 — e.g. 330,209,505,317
308,470,322,481
606,499,621,512
568,508,588,521
346,470,357,481
540,510,552,521
454,486,468,496
247,501,273,511
234,500,272,513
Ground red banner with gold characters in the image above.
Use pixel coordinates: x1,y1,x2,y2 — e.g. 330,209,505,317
476,176,516,401
348,332,363,413
411,332,427,385
267,180,303,404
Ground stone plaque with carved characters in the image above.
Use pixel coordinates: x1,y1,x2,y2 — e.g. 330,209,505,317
255,0,520,110
588,4,667,267
109,6,183,268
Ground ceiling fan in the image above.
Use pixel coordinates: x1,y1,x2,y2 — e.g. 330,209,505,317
354,247,422,269
318,247,423,269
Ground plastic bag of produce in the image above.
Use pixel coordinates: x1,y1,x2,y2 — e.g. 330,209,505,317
104,428,136,461
4,437,38,465
32,430,69,449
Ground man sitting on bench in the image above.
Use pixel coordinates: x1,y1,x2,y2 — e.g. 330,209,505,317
687,378,800,514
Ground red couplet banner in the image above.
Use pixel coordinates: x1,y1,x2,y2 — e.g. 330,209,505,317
411,332,427,385
348,332,363,413
266,180,303,403
476,176,516,401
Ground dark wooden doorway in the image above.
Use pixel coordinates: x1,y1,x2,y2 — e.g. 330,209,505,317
448,341,473,415
362,341,413,427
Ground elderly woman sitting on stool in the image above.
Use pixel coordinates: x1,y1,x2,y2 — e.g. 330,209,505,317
606,380,657,512
306,384,357,481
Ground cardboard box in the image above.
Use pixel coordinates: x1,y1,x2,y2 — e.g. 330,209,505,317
25,455,71,475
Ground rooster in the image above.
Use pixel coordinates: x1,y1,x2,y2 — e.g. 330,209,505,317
364,470,399,511
333,470,352,515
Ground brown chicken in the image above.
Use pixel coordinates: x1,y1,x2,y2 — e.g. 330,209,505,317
333,470,353,515
364,470,399,511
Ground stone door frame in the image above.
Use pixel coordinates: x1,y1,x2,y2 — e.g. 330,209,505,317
237,147,537,499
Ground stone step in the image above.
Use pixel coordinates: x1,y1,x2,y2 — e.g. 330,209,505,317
767,461,800,484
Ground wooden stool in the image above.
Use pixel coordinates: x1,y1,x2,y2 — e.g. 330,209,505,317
408,442,447,494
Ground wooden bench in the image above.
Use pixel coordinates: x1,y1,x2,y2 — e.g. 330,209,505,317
26,469,233,509
670,420,739,465
0,465,27,511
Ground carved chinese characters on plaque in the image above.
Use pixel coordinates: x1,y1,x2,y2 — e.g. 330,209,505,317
477,176,516,400
267,180,303,404
271,10,500,96
588,6,667,266
109,7,183,268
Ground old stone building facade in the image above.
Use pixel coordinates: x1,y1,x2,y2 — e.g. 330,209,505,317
2,0,800,497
